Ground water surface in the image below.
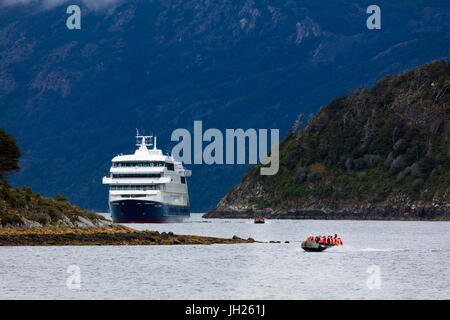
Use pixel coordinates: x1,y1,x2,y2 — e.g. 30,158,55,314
1,214,449,299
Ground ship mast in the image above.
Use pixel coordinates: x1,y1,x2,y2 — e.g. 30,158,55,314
135,129,154,148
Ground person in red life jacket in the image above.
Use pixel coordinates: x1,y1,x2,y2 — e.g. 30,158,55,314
333,234,342,246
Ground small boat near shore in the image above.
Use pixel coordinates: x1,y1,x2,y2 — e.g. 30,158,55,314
254,217,265,224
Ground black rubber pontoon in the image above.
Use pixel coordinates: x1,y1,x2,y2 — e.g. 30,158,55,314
301,241,333,252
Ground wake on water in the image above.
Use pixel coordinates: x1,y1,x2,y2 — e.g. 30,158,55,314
325,245,413,253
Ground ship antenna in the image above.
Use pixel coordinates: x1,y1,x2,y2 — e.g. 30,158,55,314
154,136,157,150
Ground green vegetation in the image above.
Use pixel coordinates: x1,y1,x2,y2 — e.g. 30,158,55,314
0,128,21,182
0,183,107,228
210,61,449,218
0,128,107,228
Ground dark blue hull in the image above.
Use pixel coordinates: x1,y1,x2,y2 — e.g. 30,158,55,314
110,199,190,223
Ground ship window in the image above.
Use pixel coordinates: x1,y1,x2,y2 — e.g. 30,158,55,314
114,161,167,167
112,174,161,178
181,177,186,184
110,184,159,191
166,163,174,171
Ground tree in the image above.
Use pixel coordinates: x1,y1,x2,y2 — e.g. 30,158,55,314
0,128,21,182
54,193,68,202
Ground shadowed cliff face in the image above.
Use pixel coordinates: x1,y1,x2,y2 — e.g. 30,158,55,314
206,61,450,220
0,0,449,211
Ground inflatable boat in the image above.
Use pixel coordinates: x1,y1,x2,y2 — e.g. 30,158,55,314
254,217,265,224
301,240,333,252
301,236,343,252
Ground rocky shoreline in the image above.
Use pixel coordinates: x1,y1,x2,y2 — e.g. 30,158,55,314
203,210,450,221
0,227,256,246
204,197,450,221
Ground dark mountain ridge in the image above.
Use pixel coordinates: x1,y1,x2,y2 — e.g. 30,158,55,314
0,1,449,211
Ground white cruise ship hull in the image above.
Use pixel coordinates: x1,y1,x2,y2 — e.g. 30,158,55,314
110,199,189,223
103,134,191,223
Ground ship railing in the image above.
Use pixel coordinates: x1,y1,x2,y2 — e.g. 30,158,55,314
184,170,192,177
102,177,171,184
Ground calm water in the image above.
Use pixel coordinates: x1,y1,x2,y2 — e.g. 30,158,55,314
0,214,449,299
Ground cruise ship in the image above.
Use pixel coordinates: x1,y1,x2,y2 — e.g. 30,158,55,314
102,132,191,223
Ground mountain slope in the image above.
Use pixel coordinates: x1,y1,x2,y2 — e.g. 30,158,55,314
206,60,450,219
0,126,112,229
0,183,113,228
0,1,449,211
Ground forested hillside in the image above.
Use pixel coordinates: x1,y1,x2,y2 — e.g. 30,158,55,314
206,61,450,219
1,1,449,211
